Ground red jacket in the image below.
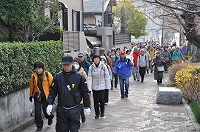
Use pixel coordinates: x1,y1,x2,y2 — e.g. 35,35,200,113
132,51,141,67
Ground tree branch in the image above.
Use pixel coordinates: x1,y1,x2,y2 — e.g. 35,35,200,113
143,0,200,13
0,17,9,27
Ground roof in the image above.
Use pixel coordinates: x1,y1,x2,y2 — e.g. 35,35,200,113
84,0,110,13
85,36,102,48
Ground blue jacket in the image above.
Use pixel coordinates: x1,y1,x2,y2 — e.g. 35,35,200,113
114,57,133,78
172,50,184,61
82,59,91,75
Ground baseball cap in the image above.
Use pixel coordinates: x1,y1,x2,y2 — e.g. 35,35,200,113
78,53,84,57
61,55,73,65
120,50,126,55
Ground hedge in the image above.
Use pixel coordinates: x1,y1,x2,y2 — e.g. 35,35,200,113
0,40,63,96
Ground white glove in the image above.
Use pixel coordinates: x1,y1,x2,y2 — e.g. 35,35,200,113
46,105,53,115
84,108,91,115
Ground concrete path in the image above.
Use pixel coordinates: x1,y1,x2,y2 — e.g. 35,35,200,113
22,73,199,132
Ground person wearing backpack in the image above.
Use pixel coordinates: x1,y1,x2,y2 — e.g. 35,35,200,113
88,54,111,119
137,49,149,83
114,50,133,99
29,61,54,131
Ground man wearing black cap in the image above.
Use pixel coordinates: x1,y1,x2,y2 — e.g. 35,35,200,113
46,55,91,132
78,53,91,75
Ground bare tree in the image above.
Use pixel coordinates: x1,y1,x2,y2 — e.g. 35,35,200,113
142,0,200,61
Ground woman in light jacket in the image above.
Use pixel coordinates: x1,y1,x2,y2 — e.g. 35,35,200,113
88,54,111,119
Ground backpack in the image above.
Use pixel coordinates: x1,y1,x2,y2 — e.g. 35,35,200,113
138,55,148,66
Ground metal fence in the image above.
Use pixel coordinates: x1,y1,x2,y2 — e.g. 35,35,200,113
115,33,131,45
63,31,80,52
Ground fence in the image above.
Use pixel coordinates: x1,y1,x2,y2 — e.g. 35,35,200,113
63,31,80,52
115,33,131,45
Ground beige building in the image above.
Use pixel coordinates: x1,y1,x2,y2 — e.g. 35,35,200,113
83,0,117,51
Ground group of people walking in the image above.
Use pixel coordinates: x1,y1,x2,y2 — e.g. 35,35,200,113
29,42,185,132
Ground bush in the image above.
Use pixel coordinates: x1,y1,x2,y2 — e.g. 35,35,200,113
0,41,63,96
175,66,200,103
191,103,200,123
168,62,190,84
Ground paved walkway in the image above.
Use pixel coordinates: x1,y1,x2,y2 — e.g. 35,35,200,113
23,73,199,132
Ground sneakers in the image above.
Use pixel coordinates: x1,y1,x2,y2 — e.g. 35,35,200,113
125,94,128,98
37,128,42,131
121,96,124,99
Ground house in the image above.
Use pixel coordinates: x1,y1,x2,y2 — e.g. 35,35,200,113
40,0,88,53
83,0,117,50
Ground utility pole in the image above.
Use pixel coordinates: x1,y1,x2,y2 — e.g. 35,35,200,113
102,0,104,27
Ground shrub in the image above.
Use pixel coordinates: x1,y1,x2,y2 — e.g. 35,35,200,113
175,66,200,103
0,41,63,96
168,62,190,84
191,103,200,123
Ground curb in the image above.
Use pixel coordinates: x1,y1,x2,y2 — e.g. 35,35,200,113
4,105,56,132
183,99,200,131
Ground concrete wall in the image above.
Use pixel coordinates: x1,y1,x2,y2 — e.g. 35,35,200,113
59,0,83,31
97,27,113,50
79,32,88,52
84,15,95,24
0,88,34,131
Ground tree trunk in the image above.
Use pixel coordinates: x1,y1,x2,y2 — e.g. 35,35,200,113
195,47,200,62
8,26,14,42
23,24,30,42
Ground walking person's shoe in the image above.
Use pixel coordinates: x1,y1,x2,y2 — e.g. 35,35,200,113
81,117,86,123
94,115,99,119
157,80,160,85
121,96,124,99
48,114,54,125
159,79,162,84
37,127,42,131
141,78,144,83
100,113,106,118
125,94,128,98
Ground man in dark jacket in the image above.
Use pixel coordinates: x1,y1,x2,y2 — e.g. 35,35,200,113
46,55,91,132
78,53,91,75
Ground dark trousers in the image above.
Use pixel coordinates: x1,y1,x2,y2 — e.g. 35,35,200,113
92,90,105,116
34,96,54,129
139,67,147,82
104,89,109,103
80,104,85,120
114,73,118,87
56,105,80,132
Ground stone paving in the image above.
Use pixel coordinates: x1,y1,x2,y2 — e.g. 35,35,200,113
22,73,199,132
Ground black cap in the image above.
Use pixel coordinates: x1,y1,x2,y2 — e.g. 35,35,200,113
78,53,84,57
61,55,73,65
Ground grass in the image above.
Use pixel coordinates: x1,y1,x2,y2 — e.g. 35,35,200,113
191,103,200,124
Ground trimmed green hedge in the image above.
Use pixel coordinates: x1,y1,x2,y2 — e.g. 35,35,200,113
191,103,200,123
0,41,63,96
